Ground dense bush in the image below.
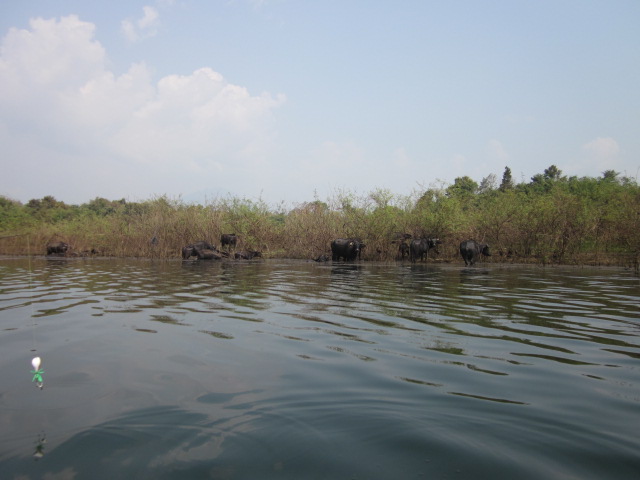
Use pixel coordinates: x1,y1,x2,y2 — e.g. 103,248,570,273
1,166,639,267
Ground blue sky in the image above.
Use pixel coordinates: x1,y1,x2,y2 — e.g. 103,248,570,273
1,0,638,207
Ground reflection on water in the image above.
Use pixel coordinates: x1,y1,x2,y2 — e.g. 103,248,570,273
32,432,45,460
1,258,639,479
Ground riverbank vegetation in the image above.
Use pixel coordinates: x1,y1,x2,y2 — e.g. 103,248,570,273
1,166,639,267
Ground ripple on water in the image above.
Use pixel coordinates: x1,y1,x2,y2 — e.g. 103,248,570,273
0,259,639,479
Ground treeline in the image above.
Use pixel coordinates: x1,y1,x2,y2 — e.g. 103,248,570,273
1,166,639,266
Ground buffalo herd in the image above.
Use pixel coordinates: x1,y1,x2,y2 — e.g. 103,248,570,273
326,235,490,266
45,233,491,266
182,241,223,260
180,235,263,261
45,241,98,257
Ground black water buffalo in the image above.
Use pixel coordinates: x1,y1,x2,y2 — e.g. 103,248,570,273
234,250,262,260
459,240,491,266
353,239,366,260
46,241,69,255
398,242,410,260
221,234,237,250
182,241,222,260
182,245,195,259
313,254,330,262
197,249,223,260
392,233,412,260
331,238,364,262
409,238,441,263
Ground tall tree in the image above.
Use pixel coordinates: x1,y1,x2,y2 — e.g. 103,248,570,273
499,166,514,191
479,173,497,193
543,165,563,180
446,176,478,197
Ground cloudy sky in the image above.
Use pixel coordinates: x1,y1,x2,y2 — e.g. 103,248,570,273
1,1,638,207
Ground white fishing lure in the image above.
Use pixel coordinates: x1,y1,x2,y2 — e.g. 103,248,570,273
31,356,44,389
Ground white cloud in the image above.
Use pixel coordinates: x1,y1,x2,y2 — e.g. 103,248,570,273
487,139,509,162
572,137,622,175
249,0,270,10
556,137,624,179
0,15,285,203
121,6,160,42
1,16,105,92
582,137,620,160
110,67,285,168
139,6,160,29
121,20,137,42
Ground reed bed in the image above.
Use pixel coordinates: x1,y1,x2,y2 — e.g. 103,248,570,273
1,173,639,268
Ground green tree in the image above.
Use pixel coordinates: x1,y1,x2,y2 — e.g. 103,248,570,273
527,165,565,194
544,165,563,180
446,176,478,198
499,166,514,191
478,173,497,194
85,197,126,216
25,196,75,222
0,196,28,230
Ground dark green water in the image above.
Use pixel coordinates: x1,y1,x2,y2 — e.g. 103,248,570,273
0,258,639,479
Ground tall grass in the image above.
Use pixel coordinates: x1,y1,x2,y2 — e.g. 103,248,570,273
1,177,639,267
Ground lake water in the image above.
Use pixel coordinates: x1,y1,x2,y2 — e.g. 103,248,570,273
0,257,639,479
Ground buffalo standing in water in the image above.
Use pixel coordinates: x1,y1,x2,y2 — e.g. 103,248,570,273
459,240,491,266
220,234,238,250
409,238,441,263
392,233,412,260
331,238,364,262
46,241,70,256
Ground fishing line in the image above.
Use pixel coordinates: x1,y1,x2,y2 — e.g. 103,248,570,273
26,235,44,389
27,235,37,352
22,235,47,459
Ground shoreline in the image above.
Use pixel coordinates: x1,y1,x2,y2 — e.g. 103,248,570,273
1,254,637,272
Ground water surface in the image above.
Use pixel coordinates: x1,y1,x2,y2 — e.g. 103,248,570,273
1,258,639,479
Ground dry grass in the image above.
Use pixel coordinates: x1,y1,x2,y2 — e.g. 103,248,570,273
1,187,639,268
